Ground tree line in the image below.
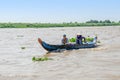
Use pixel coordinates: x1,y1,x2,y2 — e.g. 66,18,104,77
0,20,120,28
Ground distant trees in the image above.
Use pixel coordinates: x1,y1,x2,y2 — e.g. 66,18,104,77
86,20,99,23
86,20,112,23
0,23,15,28
104,20,111,23
0,20,120,28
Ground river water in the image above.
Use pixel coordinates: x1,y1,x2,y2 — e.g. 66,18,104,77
0,26,120,80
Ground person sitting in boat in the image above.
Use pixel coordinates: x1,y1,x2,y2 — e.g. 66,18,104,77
61,34,68,45
76,33,86,44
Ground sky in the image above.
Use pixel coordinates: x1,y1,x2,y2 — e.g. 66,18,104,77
0,0,120,23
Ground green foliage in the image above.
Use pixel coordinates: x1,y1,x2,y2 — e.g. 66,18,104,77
21,47,26,50
69,37,94,42
17,35,24,37
97,41,101,43
86,20,111,23
32,57,53,61
69,38,76,42
85,37,94,42
0,20,120,28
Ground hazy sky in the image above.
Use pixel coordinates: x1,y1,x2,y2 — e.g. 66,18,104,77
0,0,120,23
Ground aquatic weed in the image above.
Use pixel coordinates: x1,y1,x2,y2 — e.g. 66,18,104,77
32,57,53,61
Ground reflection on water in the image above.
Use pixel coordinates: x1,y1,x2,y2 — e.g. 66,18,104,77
0,27,120,80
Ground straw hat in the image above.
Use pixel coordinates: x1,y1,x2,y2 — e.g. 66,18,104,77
77,33,80,35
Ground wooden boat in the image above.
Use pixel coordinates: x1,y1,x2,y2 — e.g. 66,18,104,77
38,37,97,52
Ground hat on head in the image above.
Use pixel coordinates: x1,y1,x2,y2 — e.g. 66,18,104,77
77,33,80,35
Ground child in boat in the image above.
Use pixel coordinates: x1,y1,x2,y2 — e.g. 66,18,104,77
61,34,68,45
76,33,86,44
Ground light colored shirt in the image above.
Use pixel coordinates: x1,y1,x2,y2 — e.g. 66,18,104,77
61,38,68,45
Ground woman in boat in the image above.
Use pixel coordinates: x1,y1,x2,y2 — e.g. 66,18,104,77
76,33,86,44
61,34,68,45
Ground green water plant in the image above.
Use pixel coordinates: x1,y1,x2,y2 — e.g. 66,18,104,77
69,37,94,42
85,37,94,42
21,47,26,50
32,57,53,61
69,38,76,42
17,35,24,37
97,40,101,43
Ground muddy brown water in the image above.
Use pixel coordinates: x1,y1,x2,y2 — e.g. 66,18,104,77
0,26,120,80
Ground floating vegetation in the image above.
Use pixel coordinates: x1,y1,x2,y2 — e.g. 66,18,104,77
17,35,24,37
97,41,101,43
32,57,53,61
21,47,26,50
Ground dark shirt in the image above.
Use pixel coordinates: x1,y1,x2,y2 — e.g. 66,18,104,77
77,35,82,40
76,35,83,44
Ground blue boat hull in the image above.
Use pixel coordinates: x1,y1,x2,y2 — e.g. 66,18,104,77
38,38,97,52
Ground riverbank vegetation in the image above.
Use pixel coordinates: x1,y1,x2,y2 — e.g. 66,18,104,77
0,20,120,28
